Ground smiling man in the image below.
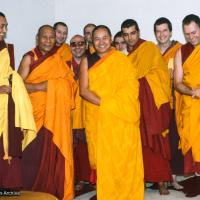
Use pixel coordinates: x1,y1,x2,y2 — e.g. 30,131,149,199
79,25,144,200
121,19,172,195
174,14,200,197
154,17,183,190
18,25,76,200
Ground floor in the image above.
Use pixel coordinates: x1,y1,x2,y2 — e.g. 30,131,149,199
74,189,200,200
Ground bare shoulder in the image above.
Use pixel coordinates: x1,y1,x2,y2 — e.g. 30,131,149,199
18,54,32,80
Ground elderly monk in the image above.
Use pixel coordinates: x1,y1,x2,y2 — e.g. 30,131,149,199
18,25,76,200
121,19,172,195
80,25,144,200
154,17,183,190
174,14,200,197
53,21,72,62
0,11,36,190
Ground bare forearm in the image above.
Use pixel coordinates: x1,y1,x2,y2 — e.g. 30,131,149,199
25,81,47,93
80,89,100,105
175,82,193,96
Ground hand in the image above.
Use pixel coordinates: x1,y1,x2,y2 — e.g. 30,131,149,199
0,85,11,94
37,81,48,91
192,88,200,99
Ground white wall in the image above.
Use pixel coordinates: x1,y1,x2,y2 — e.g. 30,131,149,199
1,0,200,67
1,0,55,67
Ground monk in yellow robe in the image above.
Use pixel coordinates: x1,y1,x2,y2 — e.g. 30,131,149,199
122,19,172,195
18,25,76,200
0,12,36,190
80,25,144,200
174,14,200,197
53,22,72,62
154,17,183,190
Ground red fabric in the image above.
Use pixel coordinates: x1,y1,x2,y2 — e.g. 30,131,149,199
73,129,91,182
22,128,65,200
181,43,194,64
139,77,172,182
184,150,200,175
0,93,23,189
7,43,15,69
90,170,96,184
181,43,200,175
128,38,145,54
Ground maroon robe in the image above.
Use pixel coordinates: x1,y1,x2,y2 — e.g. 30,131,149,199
0,40,23,189
67,58,91,182
129,39,172,182
21,47,65,200
181,43,200,175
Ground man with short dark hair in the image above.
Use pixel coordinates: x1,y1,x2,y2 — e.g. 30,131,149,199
154,17,183,190
80,25,144,200
174,14,200,197
53,21,72,62
122,18,172,195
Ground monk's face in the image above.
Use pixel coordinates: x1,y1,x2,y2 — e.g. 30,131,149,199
70,35,86,59
183,21,200,47
0,16,7,41
84,25,95,44
92,28,112,57
55,24,68,46
37,27,55,55
114,36,127,52
155,23,172,45
122,25,140,48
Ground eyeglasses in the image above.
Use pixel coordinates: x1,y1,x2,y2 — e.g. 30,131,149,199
70,41,85,47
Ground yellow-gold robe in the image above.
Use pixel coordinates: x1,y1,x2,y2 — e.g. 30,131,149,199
176,44,200,162
85,49,144,200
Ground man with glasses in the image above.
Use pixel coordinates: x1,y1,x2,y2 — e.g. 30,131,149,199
67,35,93,196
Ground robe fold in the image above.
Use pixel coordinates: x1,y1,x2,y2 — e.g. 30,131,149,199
22,47,76,200
162,41,183,175
56,43,72,63
176,43,200,174
128,39,172,182
0,40,36,188
67,58,91,182
85,49,144,200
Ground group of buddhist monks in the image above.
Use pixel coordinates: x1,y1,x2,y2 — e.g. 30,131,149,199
0,10,200,200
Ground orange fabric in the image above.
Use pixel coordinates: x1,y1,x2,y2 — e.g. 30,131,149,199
128,41,170,109
162,41,182,108
85,49,144,199
26,50,77,200
176,44,200,162
57,43,72,62
163,42,182,66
